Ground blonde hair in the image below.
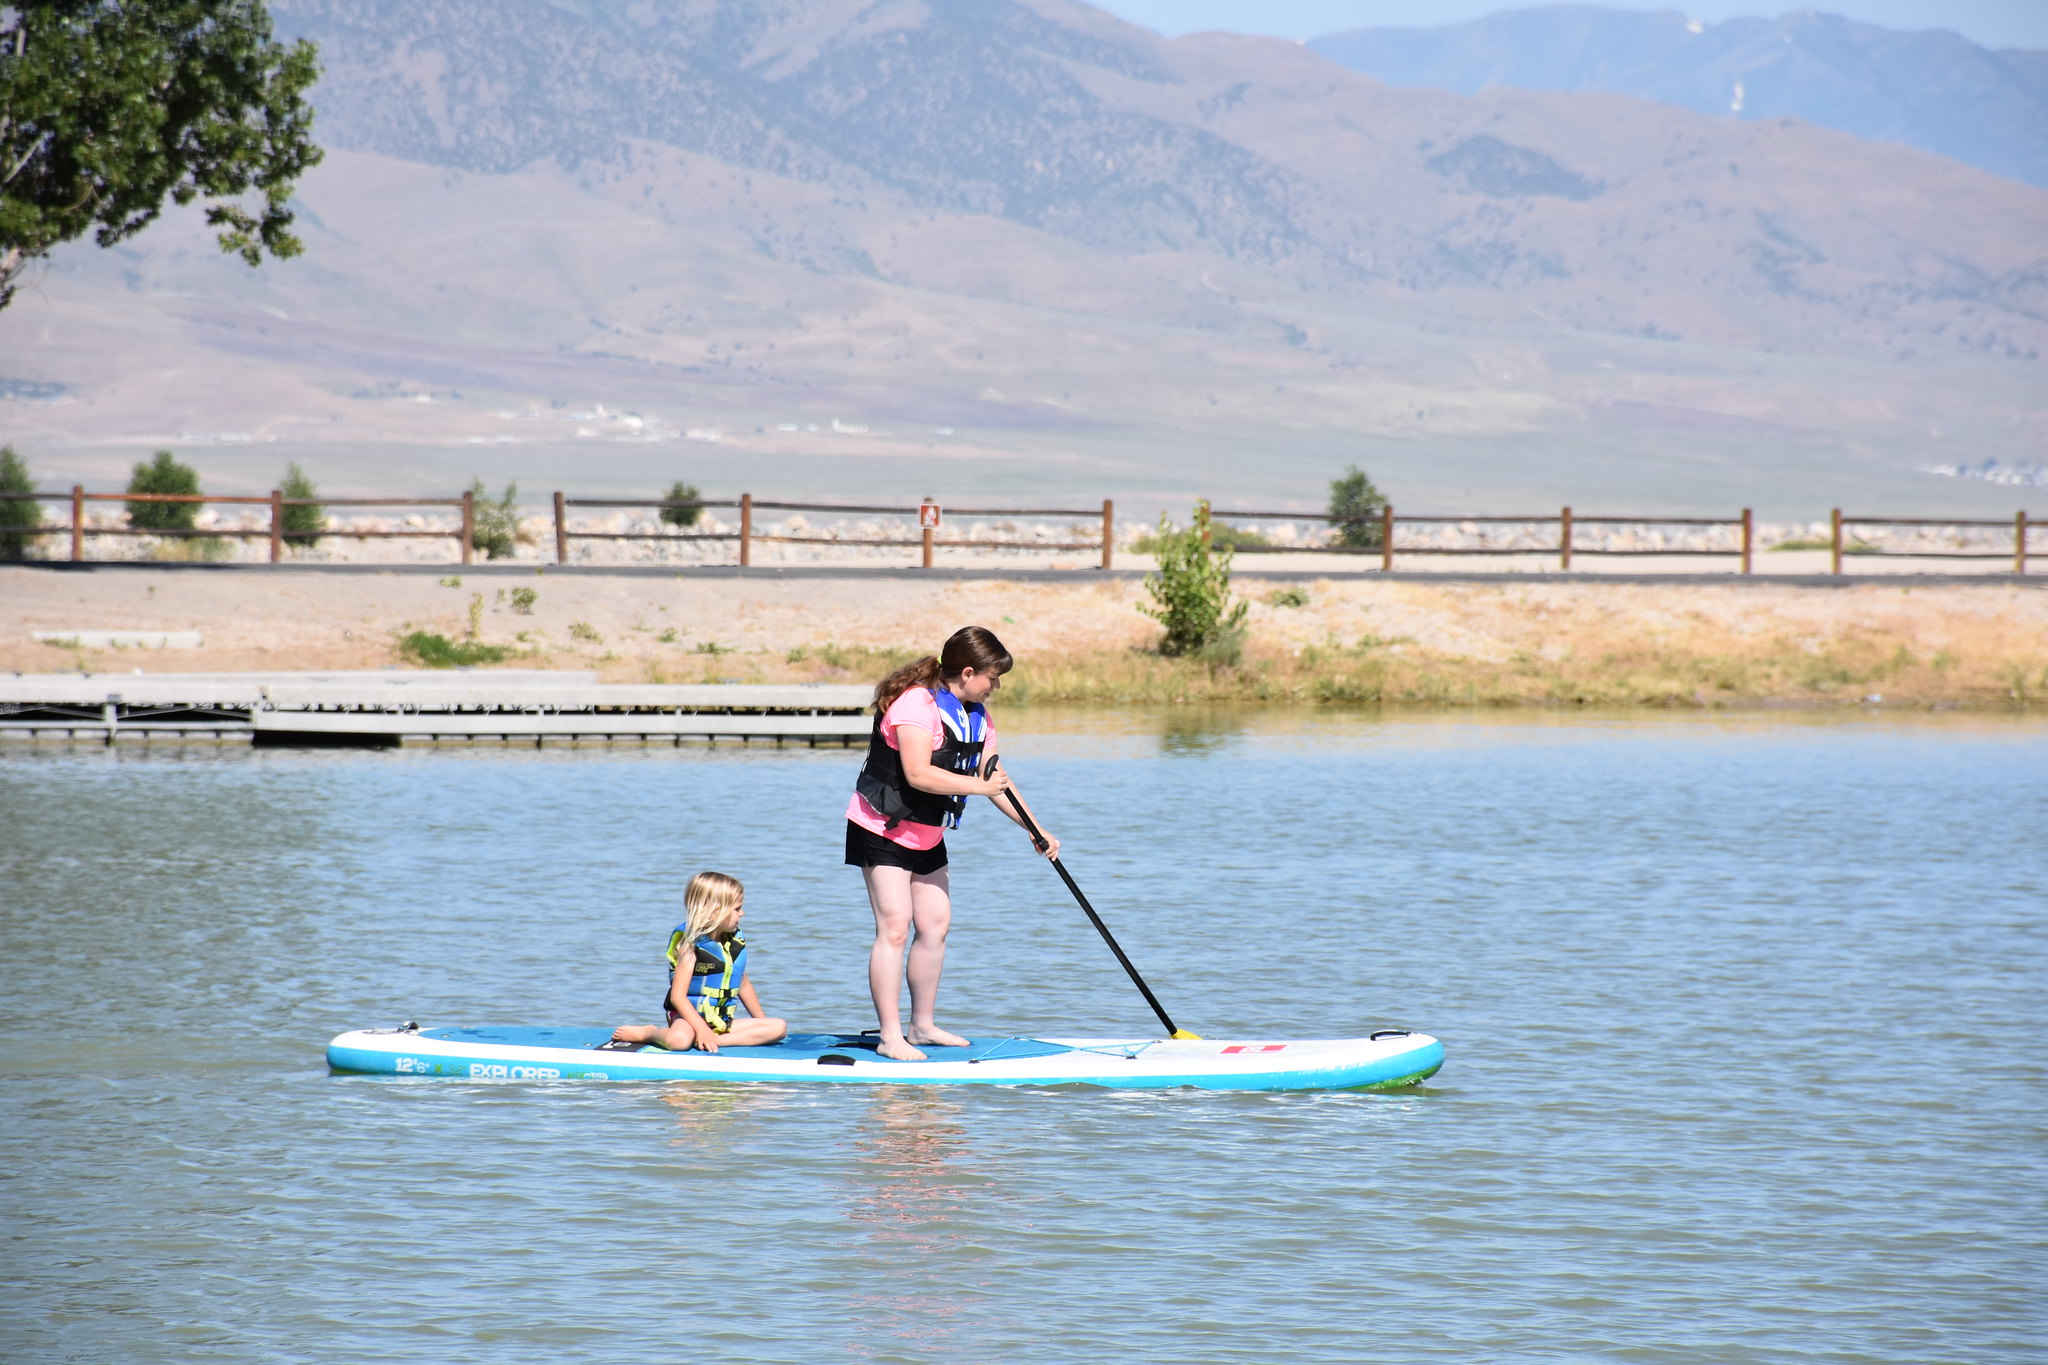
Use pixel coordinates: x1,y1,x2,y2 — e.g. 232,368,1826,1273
667,871,745,966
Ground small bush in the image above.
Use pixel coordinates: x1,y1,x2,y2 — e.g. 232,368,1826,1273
660,479,703,529
1771,537,1878,555
439,575,462,588
399,630,510,667
469,478,521,559
693,640,730,655
280,462,323,548
510,587,537,614
127,451,201,532
1328,464,1386,549
1141,503,1249,658
569,620,603,643
0,446,42,559
1134,521,1267,554
1265,586,1309,608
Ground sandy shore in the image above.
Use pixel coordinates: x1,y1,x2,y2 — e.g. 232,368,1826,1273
5,565,2045,706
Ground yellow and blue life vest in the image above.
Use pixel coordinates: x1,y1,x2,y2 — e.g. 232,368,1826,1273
665,928,747,1032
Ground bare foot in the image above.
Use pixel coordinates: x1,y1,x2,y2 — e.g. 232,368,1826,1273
611,1025,657,1044
908,1025,969,1049
876,1036,927,1061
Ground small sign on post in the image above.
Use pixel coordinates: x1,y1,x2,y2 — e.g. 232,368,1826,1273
920,499,940,568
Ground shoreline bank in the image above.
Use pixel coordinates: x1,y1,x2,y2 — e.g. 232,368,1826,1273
6,566,2045,709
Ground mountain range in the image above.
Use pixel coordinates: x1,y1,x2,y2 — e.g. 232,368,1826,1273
0,0,2041,513
1309,5,2048,189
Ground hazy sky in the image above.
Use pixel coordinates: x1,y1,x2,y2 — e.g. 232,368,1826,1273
1092,1,2048,50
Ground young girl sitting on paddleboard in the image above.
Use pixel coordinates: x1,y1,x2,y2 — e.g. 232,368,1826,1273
611,871,786,1053
847,626,1058,1061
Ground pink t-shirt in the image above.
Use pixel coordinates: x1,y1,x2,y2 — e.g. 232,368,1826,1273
844,687,996,849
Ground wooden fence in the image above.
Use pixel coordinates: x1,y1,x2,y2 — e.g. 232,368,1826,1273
0,490,2034,575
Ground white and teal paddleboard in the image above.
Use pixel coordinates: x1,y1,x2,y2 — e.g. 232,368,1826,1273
326,1025,1444,1091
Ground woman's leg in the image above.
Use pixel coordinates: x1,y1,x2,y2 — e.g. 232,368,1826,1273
905,868,967,1048
864,865,926,1060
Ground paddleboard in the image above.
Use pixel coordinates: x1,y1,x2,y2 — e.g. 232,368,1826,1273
326,1025,1444,1091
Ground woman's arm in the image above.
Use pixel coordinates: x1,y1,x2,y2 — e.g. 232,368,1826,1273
896,725,1009,799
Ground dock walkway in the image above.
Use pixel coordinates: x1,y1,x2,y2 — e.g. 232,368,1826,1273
0,672,873,747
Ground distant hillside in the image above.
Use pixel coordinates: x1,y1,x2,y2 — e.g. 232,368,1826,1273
1309,5,2048,189
265,0,2048,359
0,0,2042,513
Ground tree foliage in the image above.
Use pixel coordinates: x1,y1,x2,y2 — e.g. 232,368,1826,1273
1328,463,1386,549
660,478,703,529
1140,502,1249,660
279,460,321,548
0,1,322,309
0,445,43,557
126,449,199,530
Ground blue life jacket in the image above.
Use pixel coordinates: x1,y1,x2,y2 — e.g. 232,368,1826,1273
665,928,747,1031
853,686,988,830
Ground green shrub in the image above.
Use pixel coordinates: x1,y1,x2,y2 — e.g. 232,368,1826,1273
1328,464,1386,549
1771,536,1878,555
1265,585,1309,608
660,479,703,528
0,446,42,558
569,620,603,643
1133,520,1268,554
280,462,323,549
1140,503,1249,658
127,451,201,531
510,587,537,614
399,630,509,667
468,478,521,559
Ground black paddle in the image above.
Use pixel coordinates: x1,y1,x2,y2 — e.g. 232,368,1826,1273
982,754,1200,1040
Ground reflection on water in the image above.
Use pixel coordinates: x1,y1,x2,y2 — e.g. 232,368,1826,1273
840,1089,1007,1361
1153,705,1251,756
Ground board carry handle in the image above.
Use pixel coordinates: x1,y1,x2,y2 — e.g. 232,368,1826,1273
982,754,1201,1041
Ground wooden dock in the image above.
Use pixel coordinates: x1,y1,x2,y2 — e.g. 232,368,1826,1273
0,672,873,747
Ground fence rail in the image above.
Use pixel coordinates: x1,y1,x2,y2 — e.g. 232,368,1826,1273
0,490,2034,574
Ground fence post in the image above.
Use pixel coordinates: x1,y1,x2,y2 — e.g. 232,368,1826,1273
269,489,283,563
1381,504,1394,572
553,491,567,565
1741,508,1753,575
1100,499,1113,571
460,489,474,566
70,485,83,562
739,492,752,567
921,498,935,569
2019,511,2029,577
1560,505,1573,571
1830,508,1843,576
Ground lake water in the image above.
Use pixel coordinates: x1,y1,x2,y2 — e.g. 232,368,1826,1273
3,710,2044,1364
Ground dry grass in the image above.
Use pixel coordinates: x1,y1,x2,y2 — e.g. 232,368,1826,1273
5,568,2044,707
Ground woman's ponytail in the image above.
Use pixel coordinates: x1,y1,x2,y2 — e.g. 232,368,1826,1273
872,627,1013,712
873,655,942,711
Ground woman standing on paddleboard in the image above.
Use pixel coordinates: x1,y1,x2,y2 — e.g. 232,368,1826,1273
847,625,1057,1060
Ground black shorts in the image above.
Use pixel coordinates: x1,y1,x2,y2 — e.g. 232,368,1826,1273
845,820,949,875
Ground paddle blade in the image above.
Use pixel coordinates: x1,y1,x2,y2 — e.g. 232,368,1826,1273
1170,1029,1203,1041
